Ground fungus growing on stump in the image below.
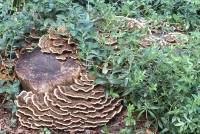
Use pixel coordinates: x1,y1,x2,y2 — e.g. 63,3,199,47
15,27,123,133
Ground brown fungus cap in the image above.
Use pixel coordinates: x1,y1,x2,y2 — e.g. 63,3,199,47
38,27,77,61
16,76,123,132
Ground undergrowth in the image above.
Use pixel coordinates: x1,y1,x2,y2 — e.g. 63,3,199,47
0,0,200,133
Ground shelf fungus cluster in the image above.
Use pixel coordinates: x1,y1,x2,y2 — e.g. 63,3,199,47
15,27,123,133
38,27,77,60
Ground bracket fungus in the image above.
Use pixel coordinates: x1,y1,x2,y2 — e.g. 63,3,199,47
15,27,123,133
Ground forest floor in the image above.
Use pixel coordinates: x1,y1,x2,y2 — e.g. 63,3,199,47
0,24,184,134
0,18,187,134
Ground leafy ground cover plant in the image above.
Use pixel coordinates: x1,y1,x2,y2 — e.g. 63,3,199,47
72,1,200,133
0,80,19,131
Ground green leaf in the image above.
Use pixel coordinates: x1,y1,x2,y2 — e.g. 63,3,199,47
175,122,185,127
94,78,108,85
102,63,108,74
109,88,119,98
148,110,156,119
117,55,125,65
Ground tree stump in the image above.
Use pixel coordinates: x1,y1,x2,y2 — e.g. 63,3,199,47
15,48,81,94
15,27,123,133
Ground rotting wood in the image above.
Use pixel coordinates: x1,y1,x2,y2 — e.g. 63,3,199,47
15,27,123,133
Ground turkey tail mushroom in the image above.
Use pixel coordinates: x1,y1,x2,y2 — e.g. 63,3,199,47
38,27,77,61
15,26,123,133
16,79,123,132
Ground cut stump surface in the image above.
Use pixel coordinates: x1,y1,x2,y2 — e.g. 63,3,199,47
15,48,81,93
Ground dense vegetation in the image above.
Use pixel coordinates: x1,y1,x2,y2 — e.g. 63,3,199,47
0,0,200,133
